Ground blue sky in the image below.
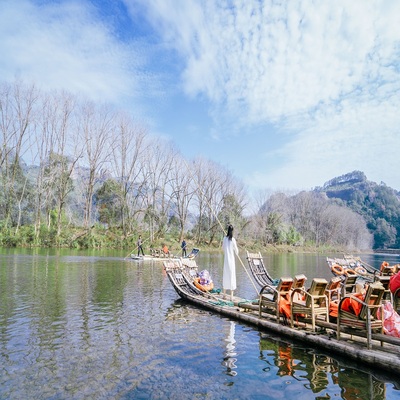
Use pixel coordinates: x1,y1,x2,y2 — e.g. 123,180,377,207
1,0,400,193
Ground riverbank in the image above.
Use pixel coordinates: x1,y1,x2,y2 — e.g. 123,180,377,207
1,224,370,255
179,240,369,256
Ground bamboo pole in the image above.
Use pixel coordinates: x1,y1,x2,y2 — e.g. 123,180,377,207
182,158,259,295
124,235,152,260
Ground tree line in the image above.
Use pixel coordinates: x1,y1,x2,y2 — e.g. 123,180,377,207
0,79,372,250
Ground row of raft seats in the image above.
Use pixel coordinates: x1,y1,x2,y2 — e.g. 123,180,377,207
373,261,400,310
257,272,390,349
345,260,400,310
331,259,400,308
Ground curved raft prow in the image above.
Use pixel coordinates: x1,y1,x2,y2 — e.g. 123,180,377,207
164,259,254,307
246,251,274,287
164,259,204,297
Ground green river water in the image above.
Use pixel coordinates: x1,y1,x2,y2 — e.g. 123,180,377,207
1,248,400,399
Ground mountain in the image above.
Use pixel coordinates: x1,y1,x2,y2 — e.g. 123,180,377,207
314,171,400,249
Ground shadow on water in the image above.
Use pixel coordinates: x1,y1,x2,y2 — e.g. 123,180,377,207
165,298,400,399
259,332,400,399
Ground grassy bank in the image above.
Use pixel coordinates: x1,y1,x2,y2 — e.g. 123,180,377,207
0,225,365,254
160,239,360,256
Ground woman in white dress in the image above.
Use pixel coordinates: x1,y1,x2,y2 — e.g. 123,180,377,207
222,225,239,300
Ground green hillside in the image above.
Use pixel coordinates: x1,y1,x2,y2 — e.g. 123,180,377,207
314,171,400,249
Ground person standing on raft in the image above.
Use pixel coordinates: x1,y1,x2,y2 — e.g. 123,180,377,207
137,235,145,256
181,239,187,257
222,225,239,301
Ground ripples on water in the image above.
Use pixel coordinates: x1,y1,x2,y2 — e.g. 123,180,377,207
1,249,400,399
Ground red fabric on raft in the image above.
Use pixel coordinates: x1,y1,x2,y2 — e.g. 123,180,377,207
380,302,400,337
390,272,400,295
279,296,292,318
279,292,305,318
329,301,338,318
278,292,366,318
338,293,365,316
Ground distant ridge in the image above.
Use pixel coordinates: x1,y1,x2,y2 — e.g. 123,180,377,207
314,170,400,249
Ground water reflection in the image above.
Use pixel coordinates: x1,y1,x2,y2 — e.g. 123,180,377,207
222,321,237,376
259,334,387,399
338,369,386,400
1,250,400,399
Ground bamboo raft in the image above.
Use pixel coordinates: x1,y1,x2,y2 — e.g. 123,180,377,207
131,247,200,261
164,259,400,376
326,256,376,282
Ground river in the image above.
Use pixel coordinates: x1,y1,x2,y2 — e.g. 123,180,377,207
1,248,400,399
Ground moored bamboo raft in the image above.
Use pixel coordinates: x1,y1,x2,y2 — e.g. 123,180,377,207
130,247,200,262
164,260,400,375
326,256,375,282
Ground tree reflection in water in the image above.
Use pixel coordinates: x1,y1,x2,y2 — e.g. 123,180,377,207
222,321,237,376
259,335,387,399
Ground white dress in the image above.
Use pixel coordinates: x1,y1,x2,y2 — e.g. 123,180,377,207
222,236,239,290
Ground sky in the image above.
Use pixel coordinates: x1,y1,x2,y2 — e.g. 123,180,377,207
1,0,400,193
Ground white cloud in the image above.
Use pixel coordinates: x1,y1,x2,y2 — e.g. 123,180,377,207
136,1,400,121
247,95,400,191
135,0,400,189
0,0,144,105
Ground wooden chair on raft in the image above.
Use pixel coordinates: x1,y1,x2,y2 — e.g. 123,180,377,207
150,248,160,257
374,262,396,301
377,261,397,277
259,277,293,322
325,276,342,304
374,275,392,300
336,281,385,349
341,274,358,297
293,274,307,290
290,278,329,331
163,259,186,286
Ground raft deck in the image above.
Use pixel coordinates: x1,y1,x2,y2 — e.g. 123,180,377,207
164,263,400,375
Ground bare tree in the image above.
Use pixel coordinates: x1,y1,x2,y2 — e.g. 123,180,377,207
32,90,82,238
308,193,330,246
77,101,114,228
30,90,51,237
217,169,247,236
321,204,372,249
286,191,314,242
252,192,287,245
110,111,148,236
169,154,195,241
191,158,238,245
191,157,208,243
0,80,37,228
142,139,177,241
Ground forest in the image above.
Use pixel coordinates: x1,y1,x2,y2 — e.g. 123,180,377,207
1,80,397,251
